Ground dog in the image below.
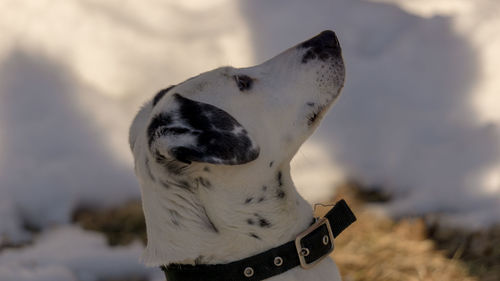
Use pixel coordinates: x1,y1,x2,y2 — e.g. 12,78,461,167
129,30,346,280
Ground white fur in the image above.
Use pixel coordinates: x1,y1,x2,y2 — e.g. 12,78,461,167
129,32,345,280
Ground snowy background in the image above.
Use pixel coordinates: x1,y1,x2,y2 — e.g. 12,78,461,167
1,0,499,280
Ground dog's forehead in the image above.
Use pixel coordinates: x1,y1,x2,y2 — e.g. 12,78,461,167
154,69,233,108
152,68,249,118
176,67,233,92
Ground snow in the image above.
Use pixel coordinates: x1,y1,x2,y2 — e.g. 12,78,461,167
0,226,162,281
0,51,139,242
241,0,500,228
291,142,345,203
0,0,499,279
0,0,250,243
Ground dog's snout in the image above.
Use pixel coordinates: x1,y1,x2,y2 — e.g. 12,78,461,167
306,30,340,48
299,30,341,63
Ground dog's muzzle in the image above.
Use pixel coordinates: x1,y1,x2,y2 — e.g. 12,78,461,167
161,199,356,281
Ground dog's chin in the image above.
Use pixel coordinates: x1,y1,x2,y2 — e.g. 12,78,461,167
307,79,344,128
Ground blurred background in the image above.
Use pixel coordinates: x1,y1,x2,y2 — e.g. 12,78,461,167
0,0,499,280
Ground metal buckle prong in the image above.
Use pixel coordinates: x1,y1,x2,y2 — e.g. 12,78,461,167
294,217,335,269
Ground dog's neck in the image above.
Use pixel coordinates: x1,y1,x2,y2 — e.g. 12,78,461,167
139,162,314,267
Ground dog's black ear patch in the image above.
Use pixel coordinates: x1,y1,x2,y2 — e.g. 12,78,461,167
171,94,259,165
149,94,260,165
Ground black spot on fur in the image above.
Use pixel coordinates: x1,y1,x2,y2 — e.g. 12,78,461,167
244,197,253,204
254,213,271,228
233,75,253,91
277,171,283,187
307,102,315,107
269,161,274,167
152,85,175,106
204,167,211,172
262,185,267,191
259,218,271,228
276,189,286,199
249,233,261,240
247,218,254,225
258,197,265,203
308,111,319,125
307,105,325,126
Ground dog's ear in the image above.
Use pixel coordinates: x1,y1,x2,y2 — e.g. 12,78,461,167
148,94,260,165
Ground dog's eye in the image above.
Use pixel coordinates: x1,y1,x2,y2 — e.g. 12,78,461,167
233,75,253,91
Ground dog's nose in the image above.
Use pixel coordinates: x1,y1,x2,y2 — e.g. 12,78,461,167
299,30,341,63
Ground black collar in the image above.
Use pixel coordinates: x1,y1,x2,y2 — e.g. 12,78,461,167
161,199,356,281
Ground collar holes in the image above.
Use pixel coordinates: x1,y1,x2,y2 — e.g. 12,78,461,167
274,256,283,266
243,267,254,277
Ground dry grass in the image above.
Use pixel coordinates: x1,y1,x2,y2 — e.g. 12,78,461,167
427,219,500,281
326,185,479,281
73,184,499,281
73,201,146,246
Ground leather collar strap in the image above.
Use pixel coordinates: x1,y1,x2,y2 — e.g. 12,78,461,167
161,199,356,281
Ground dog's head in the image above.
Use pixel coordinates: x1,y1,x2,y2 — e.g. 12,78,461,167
129,30,344,176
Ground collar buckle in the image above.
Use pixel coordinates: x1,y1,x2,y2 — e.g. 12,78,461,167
294,217,335,269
